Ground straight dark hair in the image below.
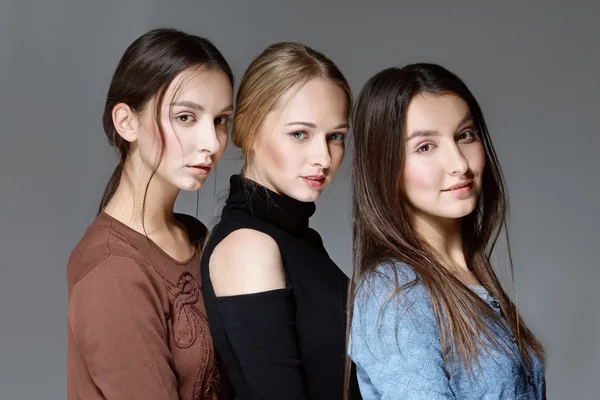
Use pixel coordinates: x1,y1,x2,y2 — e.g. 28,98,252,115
344,63,544,396
98,28,233,219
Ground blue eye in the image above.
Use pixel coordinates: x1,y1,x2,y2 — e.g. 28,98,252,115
289,131,307,140
329,132,346,142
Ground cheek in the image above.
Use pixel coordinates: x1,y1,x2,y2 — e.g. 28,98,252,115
328,144,345,172
466,142,486,175
161,129,187,164
403,158,442,198
263,138,296,171
214,130,229,160
138,124,165,163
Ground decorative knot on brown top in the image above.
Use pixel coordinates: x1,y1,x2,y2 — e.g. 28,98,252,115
169,272,206,349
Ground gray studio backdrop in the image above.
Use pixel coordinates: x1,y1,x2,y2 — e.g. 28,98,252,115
1,0,598,398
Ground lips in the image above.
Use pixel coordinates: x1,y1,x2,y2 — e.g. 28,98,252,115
188,163,212,175
443,180,473,191
301,175,326,188
302,175,325,182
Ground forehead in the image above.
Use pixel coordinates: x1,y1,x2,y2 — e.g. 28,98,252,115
163,67,232,104
406,92,470,132
275,78,348,122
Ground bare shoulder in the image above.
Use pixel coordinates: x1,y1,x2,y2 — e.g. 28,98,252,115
209,228,286,296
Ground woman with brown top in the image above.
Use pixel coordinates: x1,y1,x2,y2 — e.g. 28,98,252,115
66,28,234,400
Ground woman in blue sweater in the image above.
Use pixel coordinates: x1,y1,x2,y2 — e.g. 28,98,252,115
346,63,546,399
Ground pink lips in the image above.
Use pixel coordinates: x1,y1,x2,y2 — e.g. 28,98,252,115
442,180,473,194
188,164,212,176
302,175,326,188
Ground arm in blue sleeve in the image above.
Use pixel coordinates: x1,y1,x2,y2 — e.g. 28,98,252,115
349,264,457,400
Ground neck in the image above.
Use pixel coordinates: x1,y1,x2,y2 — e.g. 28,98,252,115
103,160,180,235
225,174,315,234
413,211,467,271
243,164,279,194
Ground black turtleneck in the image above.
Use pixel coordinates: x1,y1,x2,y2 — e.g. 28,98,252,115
200,175,360,400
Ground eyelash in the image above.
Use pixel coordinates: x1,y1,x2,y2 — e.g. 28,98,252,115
215,115,231,126
458,129,478,141
415,129,479,153
329,132,346,142
416,143,435,153
289,131,308,140
175,113,195,124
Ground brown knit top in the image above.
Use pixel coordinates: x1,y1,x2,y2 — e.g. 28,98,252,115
67,211,224,400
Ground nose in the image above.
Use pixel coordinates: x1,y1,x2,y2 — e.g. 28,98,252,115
196,119,222,155
309,137,331,169
445,143,469,176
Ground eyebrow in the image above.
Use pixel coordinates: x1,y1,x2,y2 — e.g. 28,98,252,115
171,101,234,113
285,121,349,130
406,111,473,141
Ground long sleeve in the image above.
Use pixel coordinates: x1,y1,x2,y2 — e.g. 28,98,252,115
215,287,308,400
67,256,178,400
533,354,547,399
349,264,456,400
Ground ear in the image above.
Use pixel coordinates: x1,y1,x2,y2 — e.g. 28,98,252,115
112,103,140,143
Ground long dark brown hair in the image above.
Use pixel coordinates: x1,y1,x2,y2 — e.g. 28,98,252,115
98,28,233,217
344,63,544,395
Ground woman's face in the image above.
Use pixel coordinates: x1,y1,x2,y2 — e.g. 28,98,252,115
245,77,349,202
402,92,486,223
132,67,234,192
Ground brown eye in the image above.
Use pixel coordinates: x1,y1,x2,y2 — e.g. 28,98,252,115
214,116,230,125
177,114,194,124
417,143,435,153
458,129,478,141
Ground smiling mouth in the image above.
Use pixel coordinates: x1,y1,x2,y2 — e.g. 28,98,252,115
443,180,473,191
442,182,474,196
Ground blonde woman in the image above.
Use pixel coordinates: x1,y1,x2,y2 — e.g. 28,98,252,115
200,43,361,399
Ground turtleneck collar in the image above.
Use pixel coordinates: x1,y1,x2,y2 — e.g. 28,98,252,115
223,174,316,234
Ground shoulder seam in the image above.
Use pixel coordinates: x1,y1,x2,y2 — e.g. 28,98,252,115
70,253,151,292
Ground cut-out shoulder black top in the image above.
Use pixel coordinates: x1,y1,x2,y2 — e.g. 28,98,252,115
200,175,361,399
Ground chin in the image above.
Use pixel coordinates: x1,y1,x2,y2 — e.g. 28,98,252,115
176,178,207,192
285,187,321,203
441,203,478,219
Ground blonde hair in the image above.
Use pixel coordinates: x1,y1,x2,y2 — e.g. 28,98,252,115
232,42,351,164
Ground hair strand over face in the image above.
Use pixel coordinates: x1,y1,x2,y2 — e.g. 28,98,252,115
97,28,234,234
